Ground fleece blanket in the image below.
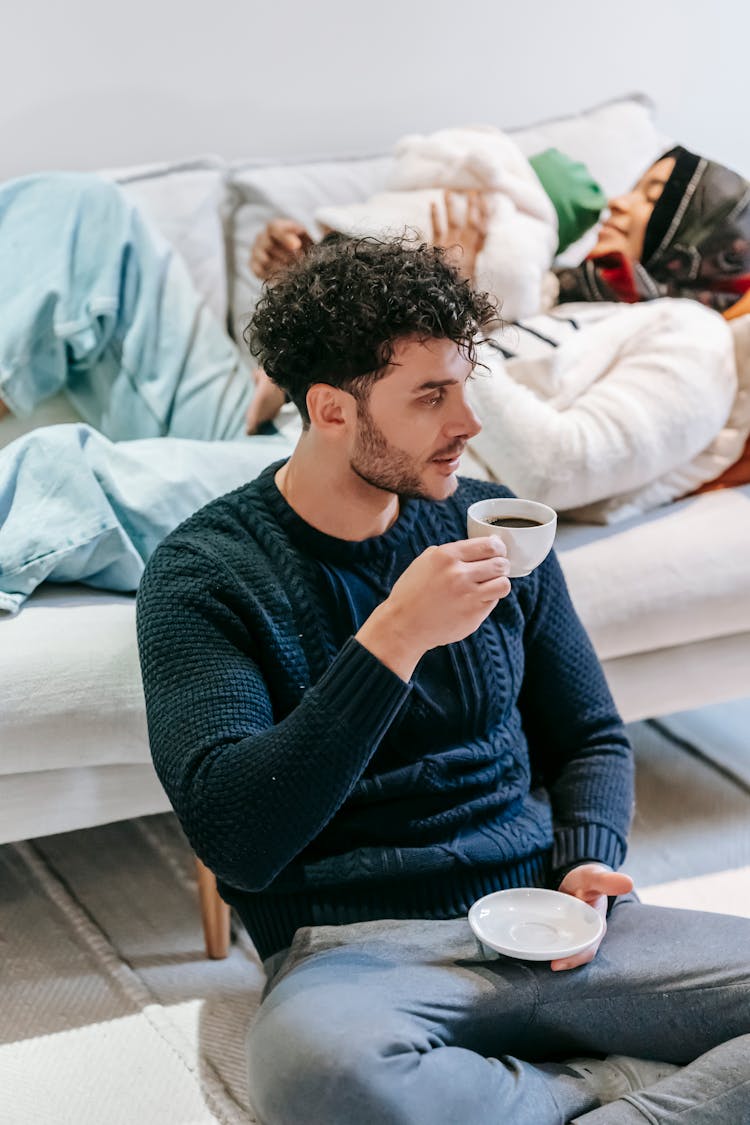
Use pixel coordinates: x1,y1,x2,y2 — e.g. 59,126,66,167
466,300,741,523
316,126,558,321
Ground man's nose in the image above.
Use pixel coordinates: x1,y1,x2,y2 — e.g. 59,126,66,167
448,396,482,439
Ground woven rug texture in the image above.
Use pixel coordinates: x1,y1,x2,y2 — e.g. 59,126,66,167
2,713,750,1124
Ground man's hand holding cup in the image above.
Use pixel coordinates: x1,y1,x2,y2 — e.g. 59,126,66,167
356,537,511,682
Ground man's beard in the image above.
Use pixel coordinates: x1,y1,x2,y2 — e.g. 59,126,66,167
350,399,457,500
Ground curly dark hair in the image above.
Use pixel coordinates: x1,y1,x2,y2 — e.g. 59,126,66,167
245,236,498,424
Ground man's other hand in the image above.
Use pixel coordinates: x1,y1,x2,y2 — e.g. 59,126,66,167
551,863,634,972
250,219,314,280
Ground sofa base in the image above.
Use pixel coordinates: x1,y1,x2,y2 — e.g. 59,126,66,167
0,764,171,846
603,631,750,724
3,631,748,849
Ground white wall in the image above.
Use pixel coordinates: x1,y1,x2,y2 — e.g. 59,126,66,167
2,0,747,179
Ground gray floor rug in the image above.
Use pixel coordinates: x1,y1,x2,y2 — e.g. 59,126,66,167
2,715,750,1125
626,715,750,886
655,696,750,792
0,816,263,1125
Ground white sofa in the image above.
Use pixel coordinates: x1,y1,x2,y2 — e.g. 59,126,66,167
3,93,750,857
4,479,750,847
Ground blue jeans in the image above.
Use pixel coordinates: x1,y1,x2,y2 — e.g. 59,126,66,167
246,897,750,1124
0,172,294,612
0,173,252,441
0,423,292,613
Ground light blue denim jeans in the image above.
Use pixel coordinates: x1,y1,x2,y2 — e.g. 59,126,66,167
0,423,292,613
246,897,750,1125
0,172,253,441
0,172,294,612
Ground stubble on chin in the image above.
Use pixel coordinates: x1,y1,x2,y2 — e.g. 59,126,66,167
350,402,432,499
350,453,431,500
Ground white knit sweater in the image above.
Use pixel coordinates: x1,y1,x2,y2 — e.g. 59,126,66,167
466,300,740,523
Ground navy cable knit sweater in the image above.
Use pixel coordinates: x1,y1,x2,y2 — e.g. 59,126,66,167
136,462,634,960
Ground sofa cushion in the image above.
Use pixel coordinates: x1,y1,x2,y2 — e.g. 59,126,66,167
100,157,230,327
509,94,673,267
508,94,671,202
556,483,750,660
0,586,149,776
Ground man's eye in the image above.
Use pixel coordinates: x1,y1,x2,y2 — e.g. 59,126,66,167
421,391,444,407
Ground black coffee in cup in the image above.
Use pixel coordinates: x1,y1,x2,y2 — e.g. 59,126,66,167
485,517,544,528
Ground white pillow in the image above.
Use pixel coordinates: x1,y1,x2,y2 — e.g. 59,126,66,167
99,157,230,327
510,95,673,267
509,93,672,197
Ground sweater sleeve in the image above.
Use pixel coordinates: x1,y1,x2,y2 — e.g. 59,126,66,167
136,542,411,891
515,548,634,882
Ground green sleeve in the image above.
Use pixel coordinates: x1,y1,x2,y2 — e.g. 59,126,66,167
530,147,606,254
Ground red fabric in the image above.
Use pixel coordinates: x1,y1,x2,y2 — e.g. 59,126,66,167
691,433,750,495
715,275,750,296
595,254,640,302
692,298,750,493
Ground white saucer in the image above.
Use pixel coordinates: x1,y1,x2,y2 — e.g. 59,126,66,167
468,888,604,961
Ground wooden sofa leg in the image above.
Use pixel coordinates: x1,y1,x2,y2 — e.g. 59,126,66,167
195,857,231,959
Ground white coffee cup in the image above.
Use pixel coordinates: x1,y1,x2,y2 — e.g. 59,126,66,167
467,498,557,578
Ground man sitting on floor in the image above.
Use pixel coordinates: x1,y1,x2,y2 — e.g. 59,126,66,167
136,236,750,1125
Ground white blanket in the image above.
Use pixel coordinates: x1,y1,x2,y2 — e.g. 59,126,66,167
466,300,741,523
316,126,558,321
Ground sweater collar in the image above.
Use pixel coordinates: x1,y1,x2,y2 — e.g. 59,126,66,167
255,460,423,565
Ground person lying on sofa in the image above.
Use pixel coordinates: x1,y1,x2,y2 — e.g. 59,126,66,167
245,146,750,521
248,144,750,313
136,235,750,1125
1,147,746,445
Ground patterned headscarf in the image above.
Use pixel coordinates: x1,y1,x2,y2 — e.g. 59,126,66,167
555,146,750,314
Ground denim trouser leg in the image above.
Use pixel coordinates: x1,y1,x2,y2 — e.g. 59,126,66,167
0,173,254,441
0,423,292,613
245,898,750,1125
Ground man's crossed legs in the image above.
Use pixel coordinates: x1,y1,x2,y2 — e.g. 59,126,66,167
247,896,750,1124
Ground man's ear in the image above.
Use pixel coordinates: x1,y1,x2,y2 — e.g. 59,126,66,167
306,384,355,432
